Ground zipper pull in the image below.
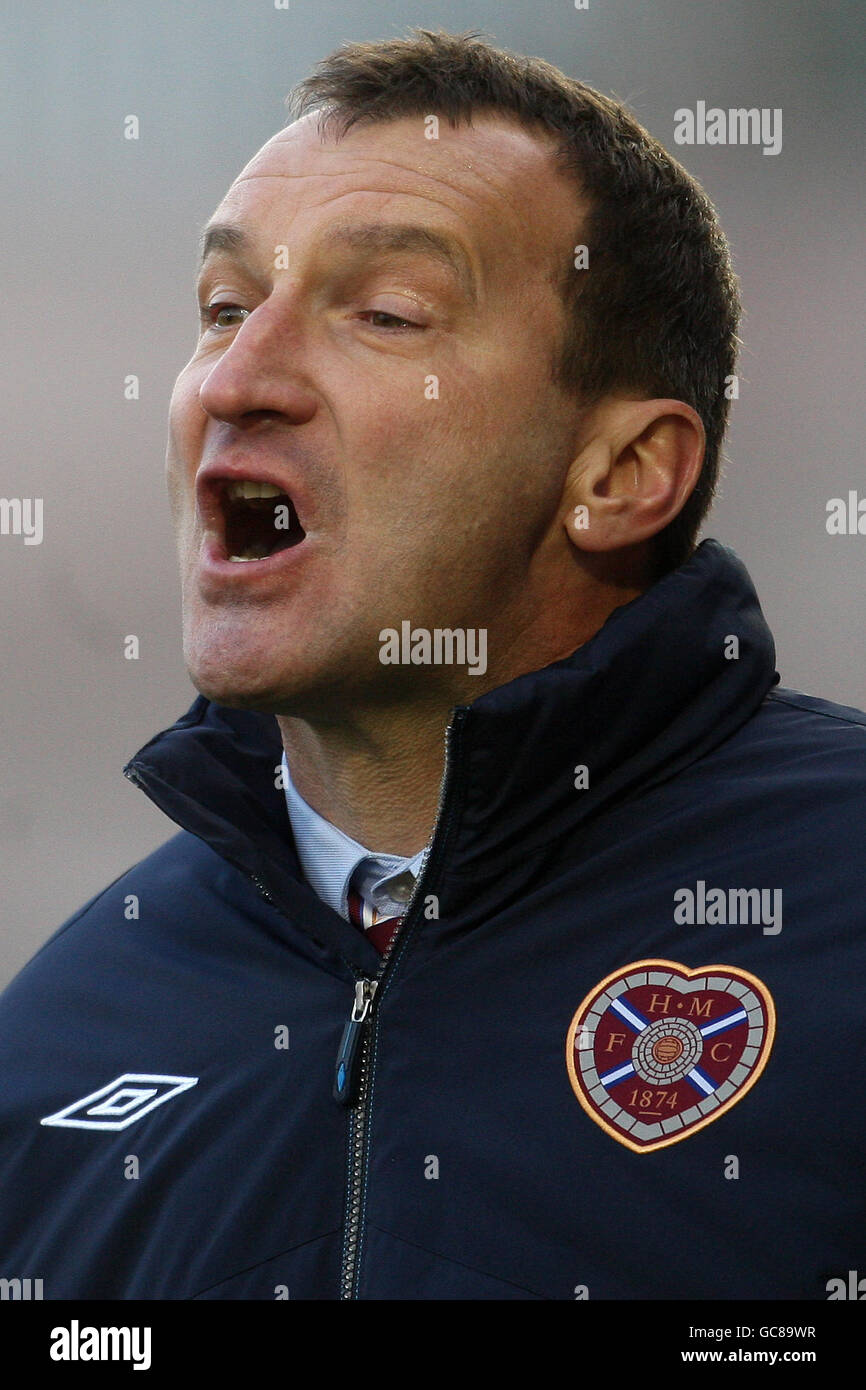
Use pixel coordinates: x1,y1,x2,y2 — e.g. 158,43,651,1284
333,978,378,1106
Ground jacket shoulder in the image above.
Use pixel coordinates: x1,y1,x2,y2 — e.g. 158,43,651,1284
0,832,229,1007
766,684,866,732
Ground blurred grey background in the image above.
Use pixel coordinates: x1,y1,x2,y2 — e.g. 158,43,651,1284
1,0,863,987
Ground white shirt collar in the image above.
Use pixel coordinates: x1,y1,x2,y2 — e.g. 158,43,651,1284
281,753,426,920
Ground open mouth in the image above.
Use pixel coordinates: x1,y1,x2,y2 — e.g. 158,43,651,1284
219,480,306,562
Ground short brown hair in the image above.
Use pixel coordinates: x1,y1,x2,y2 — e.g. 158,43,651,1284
288,28,741,575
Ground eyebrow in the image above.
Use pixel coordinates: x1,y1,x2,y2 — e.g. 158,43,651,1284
198,219,477,302
199,222,251,266
320,223,477,302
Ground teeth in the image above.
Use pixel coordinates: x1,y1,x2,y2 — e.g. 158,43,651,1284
226,480,284,501
228,546,270,562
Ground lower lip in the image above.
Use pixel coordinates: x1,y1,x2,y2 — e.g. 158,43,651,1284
198,535,311,590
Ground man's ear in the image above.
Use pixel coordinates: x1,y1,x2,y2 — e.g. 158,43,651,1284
563,398,705,553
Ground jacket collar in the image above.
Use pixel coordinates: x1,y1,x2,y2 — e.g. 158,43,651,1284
449,537,778,885
125,539,778,956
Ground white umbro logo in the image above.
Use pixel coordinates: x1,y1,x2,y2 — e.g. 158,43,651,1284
40,1073,198,1131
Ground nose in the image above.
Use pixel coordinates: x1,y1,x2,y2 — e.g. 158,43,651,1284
197,293,318,429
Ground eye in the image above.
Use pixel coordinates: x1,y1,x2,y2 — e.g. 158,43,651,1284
200,302,249,330
359,309,424,331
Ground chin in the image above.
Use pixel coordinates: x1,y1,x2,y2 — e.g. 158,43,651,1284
188,670,283,711
183,638,286,711
182,616,383,717
185,642,335,716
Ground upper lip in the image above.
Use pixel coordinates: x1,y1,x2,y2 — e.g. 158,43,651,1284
196,459,309,536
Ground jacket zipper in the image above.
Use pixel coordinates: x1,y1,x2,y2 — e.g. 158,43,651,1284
333,978,377,1104
337,707,467,1300
125,716,468,1303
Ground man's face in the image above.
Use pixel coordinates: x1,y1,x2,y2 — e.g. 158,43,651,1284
167,110,584,714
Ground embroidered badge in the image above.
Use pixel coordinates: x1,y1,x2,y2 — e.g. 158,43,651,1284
566,959,775,1153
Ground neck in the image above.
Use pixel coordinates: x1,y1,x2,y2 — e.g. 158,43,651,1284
277,569,644,855
278,699,451,857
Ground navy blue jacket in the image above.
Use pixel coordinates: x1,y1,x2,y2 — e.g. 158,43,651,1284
1,538,865,1300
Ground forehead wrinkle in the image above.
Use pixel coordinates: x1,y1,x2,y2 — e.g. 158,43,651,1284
236,150,524,204
233,133,534,202
247,112,571,214
208,178,492,295
208,134,573,302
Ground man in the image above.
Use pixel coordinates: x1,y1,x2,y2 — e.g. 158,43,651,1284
1,29,864,1301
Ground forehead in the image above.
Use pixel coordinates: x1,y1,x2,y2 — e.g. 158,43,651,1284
207,111,581,284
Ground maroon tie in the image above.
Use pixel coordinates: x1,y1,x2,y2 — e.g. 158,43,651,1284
347,885,403,955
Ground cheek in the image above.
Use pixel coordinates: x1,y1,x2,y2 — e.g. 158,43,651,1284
167,369,199,453
165,371,204,505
